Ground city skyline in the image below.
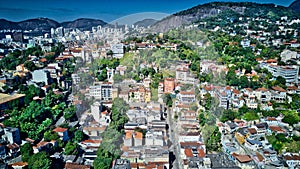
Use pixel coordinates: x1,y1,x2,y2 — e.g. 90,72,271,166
0,0,295,22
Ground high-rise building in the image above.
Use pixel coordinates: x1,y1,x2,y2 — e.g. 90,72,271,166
89,82,118,101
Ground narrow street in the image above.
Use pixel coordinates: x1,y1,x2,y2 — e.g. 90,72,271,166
167,107,181,169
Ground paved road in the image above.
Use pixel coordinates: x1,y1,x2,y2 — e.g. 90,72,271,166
167,107,182,169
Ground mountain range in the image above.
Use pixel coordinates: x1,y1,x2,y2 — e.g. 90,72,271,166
150,1,300,32
0,0,299,32
133,19,157,28
289,0,300,14
0,18,107,32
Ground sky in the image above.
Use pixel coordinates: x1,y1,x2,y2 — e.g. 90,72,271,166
0,0,296,23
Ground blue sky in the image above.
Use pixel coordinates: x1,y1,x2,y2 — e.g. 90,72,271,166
0,0,295,22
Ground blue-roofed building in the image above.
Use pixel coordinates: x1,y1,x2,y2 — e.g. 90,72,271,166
245,138,263,151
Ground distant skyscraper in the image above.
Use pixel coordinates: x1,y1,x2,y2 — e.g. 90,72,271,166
51,28,55,37
114,22,118,29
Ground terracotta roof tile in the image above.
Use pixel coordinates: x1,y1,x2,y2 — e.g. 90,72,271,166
135,132,143,139
269,126,285,133
125,131,133,139
180,142,204,148
284,154,300,161
256,152,264,162
65,162,91,169
53,127,68,133
81,140,101,144
11,162,28,167
287,86,298,90
266,117,277,121
184,148,193,157
247,128,257,135
232,153,252,163
256,87,268,92
198,148,205,158
272,86,286,92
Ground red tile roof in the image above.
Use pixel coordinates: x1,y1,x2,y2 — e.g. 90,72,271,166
135,132,143,139
266,117,277,121
266,59,277,63
284,154,300,161
180,142,204,147
39,58,47,63
184,148,193,157
53,127,68,133
198,148,205,158
247,128,257,135
287,86,298,90
11,162,28,167
81,140,101,144
232,153,252,163
256,87,268,92
269,126,286,133
65,162,91,169
180,91,195,95
256,152,265,162
272,86,286,92
204,86,213,91
232,89,241,94
125,131,133,139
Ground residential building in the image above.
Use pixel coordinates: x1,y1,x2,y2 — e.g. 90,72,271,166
89,82,117,101
129,85,151,103
277,66,299,84
112,159,131,169
65,163,91,169
133,132,143,146
90,102,101,121
145,130,165,146
164,78,175,93
215,86,231,109
271,86,286,103
16,64,28,72
178,91,196,103
176,65,188,83
116,65,127,76
262,63,299,84
241,39,251,48
111,44,124,58
33,140,56,154
0,144,6,159
242,88,258,109
4,127,21,145
11,162,28,169
255,88,272,103
231,153,255,169
158,82,164,98
179,132,201,142
32,69,52,85
83,126,106,137
71,74,80,85
0,93,25,112
283,154,300,169
244,139,262,151
52,127,69,141
79,140,101,152
124,131,133,147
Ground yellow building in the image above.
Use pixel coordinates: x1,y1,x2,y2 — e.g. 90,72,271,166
235,132,247,145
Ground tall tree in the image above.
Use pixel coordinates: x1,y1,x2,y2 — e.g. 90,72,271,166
28,152,52,169
20,143,33,162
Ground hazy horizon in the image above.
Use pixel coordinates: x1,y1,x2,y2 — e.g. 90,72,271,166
0,0,295,22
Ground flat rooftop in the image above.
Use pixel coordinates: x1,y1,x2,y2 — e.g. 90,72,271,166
0,93,25,105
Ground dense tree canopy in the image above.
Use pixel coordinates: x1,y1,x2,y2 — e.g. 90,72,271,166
28,152,52,169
